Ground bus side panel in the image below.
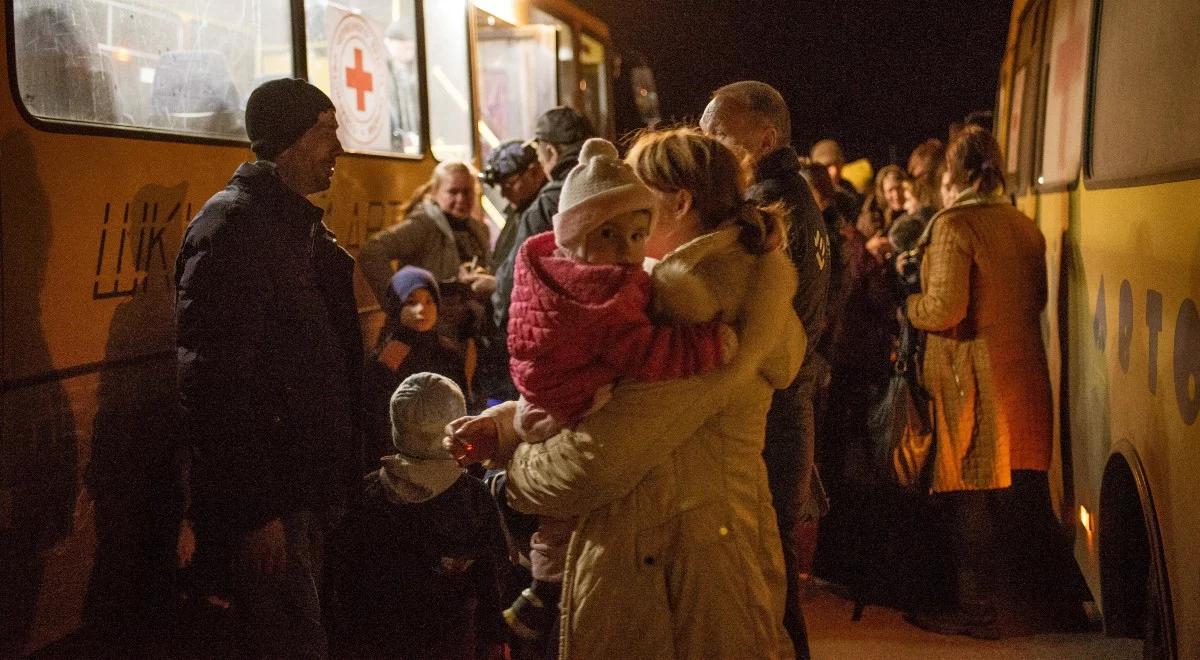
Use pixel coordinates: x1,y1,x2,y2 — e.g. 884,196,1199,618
1072,179,1200,655
0,109,242,650
1,113,430,659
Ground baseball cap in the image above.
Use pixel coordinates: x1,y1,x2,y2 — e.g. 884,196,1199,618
533,106,595,146
479,140,538,186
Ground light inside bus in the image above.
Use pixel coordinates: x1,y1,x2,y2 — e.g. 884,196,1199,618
1079,505,1092,536
474,0,521,27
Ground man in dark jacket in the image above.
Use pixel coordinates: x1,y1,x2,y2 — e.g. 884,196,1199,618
480,140,547,274
175,78,360,658
811,138,863,223
476,140,546,404
489,107,594,402
702,80,829,660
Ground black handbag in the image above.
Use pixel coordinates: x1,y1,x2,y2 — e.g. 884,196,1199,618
867,307,935,492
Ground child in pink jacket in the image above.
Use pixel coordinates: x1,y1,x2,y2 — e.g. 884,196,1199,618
458,138,734,640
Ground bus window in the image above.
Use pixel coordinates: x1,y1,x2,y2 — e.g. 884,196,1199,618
473,8,558,149
529,7,576,109
423,0,474,162
1004,0,1049,193
1090,0,1200,184
1038,0,1092,188
304,0,422,156
578,33,609,136
13,0,291,138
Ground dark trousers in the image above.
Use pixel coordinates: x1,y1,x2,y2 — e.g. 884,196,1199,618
938,471,1087,621
997,470,1090,608
230,511,327,659
763,360,818,659
940,489,996,613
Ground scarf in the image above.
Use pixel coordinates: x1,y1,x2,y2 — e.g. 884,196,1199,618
378,454,463,504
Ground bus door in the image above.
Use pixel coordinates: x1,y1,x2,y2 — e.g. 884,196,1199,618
471,5,559,223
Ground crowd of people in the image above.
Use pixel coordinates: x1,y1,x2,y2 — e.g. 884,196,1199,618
171,76,1088,659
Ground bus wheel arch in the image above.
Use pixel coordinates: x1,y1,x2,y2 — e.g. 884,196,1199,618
1098,444,1176,659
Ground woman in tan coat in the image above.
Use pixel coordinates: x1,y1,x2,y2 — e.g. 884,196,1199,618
447,128,804,658
901,126,1082,638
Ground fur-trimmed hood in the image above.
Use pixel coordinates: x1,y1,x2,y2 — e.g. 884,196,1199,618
653,226,803,389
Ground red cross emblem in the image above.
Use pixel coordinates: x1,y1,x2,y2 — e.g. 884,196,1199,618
345,48,374,112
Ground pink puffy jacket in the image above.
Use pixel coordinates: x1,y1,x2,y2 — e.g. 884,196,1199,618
507,232,724,425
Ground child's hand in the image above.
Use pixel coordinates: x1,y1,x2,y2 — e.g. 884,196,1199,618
443,415,499,466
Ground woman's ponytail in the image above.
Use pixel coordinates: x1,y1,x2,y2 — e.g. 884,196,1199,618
733,198,787,255
946,125,1006,196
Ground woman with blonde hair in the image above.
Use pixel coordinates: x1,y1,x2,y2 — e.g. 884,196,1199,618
447,127,804,658
359,160,491,304
901,125,1084,637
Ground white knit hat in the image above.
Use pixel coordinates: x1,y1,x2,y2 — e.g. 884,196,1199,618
553,138,656,253
390,372,466,459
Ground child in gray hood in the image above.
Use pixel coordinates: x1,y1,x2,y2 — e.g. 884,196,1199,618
328,373,509,659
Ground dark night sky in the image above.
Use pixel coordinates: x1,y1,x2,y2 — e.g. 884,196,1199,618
574,1,1014,168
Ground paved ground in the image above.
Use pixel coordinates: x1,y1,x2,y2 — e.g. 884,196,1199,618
805,586,1141,660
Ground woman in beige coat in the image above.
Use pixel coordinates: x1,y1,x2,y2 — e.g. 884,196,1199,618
901,126,1081,638
448,128,804,658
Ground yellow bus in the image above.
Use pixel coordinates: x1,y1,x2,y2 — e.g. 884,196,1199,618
0,0,638,654
996,0,1199,657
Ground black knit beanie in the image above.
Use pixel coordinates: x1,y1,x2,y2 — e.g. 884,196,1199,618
245,78,335,161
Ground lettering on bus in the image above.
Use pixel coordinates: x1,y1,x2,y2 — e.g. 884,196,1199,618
90,195,401,300
1174,298,1200,424
332,198,403,249
1096,275,1200,424
93,201,191,300
1147,289,1163,395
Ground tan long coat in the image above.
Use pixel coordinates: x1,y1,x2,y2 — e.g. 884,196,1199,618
501,226,804,659
906,194,1051,493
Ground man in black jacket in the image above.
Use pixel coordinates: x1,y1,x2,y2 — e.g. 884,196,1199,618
475,140,546,404
489,107,594,402
175,78,360,658
702,80,829,660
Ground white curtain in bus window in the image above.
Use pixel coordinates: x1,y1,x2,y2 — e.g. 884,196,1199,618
1040,0,1092,187
304,0,421,156
423,0,474,162
474,9,557,150
1091,0,1200,182
13,0,292,138
529,7,575,109
578,34,608,136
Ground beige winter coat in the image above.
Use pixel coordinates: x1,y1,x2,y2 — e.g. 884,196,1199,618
501,225,804,659
906,192,1051,493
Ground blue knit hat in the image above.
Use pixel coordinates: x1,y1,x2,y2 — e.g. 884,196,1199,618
384,266,440,319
